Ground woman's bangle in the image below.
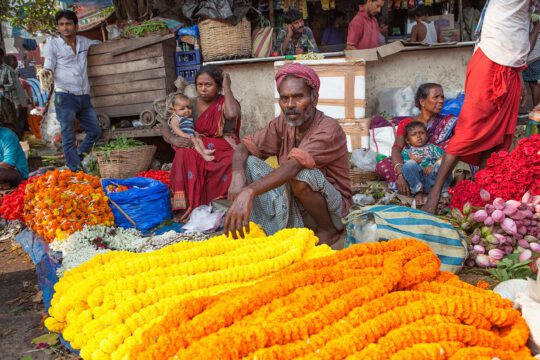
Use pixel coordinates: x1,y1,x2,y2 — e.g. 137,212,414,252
393,163,403,171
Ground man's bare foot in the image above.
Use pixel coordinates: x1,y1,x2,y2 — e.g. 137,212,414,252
422,193,440,214
203,148,215,156
316,227,341,246
201,153,215,162
414,193,425,206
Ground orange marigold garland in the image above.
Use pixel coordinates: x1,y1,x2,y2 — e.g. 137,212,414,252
24,169,114,242
133,238,534,360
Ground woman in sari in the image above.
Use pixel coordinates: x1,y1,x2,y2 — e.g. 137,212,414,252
162,65,241,220
376,83,458,195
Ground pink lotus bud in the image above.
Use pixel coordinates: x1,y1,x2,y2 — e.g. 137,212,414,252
533,195,540,206
493,233,507,244
488,248,505,260
473,245,485,254
518,225,528,235
501,218,517,235
484,217,494,226
475,254,492,267
503,203,519,216
486,235,498,244
515,233,524,240
535,205,540,213
518,239,530,249
519,249,532,262
493,198,506,210
485,204,495,214
530,242,540,253
522,191,533,204
491,210,505,223
504,245,514,255
524,235,539,243
480,188,491,202
473,210,489,222
471,235,481,244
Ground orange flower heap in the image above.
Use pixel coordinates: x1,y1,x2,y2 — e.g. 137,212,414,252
134,238,533,360
24,169,114,242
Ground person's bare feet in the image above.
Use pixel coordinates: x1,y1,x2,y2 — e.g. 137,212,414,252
414,193,425,206
422,192,440,214
316,227,341,246
203,148,215,156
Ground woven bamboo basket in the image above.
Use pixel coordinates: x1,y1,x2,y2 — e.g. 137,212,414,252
199,18,251,61
94,145,156,179
350,167,379,188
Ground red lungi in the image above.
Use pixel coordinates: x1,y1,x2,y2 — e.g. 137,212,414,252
445,48,523,165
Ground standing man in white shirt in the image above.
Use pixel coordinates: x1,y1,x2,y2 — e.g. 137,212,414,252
423,0,532,214
42,10,101,172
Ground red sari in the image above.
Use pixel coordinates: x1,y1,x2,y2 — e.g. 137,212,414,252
170,95,239,212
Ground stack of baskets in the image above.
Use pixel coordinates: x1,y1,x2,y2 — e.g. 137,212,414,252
350,167,379,193
199,17,251,61
94,145,156,179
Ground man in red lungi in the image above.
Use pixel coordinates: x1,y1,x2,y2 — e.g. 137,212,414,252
424,0,533,214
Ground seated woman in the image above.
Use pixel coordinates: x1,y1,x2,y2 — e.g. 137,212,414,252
376,83,458,196
162,65,241,220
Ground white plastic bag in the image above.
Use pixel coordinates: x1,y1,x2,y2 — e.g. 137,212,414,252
376,86,418,117
40,100,61,144
351,149,377,171
369,127,395,157
183,205,225,233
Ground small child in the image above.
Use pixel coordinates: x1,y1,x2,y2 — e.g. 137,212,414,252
400,121,451,206
168,94,215,161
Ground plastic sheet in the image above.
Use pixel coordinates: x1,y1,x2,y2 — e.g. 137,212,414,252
102,178,172,233
441,92,465,117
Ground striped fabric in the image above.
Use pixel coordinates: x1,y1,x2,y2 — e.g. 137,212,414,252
345,205,467,273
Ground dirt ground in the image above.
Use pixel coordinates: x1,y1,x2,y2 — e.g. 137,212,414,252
0,232,77,360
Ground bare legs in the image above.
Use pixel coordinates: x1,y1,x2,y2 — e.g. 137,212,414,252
529,81,540,107
423,153,459,214
290,179,340,246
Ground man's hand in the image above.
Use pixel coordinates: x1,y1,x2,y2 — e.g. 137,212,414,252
223,72,232,92
423,166,434,176
286,24,294,37
397,175,410,196
224,188,255,239
228,172,247,202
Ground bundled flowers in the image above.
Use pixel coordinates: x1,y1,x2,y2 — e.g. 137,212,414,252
136,170,170,188
466,191,540,267
133,238,533,360
105,184,129,193
450,135,540,208
50,225,209,277
24,170,114,242
0,180,29,222
44,225,333,359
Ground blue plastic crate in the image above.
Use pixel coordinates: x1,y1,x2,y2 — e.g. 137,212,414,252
174,50,202,67
176,64,201,83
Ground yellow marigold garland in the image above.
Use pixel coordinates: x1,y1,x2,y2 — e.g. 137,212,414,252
44,225,334,359
132,238,533,360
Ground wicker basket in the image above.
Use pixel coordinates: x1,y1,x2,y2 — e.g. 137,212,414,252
199,18,251,61
350,167,379,188
94,145,156,179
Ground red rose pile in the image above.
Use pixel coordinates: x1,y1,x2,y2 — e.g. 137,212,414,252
450,135,540,209
136,170,171,188
0,181,29,222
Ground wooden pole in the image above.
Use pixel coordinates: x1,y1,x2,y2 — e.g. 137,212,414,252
269,0,275,27
458,0,463,42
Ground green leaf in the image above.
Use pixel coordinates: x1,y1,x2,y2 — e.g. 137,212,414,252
31,333,58,345
21,356,33,360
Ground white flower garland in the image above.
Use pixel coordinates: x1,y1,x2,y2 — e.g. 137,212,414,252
51,225,209,277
